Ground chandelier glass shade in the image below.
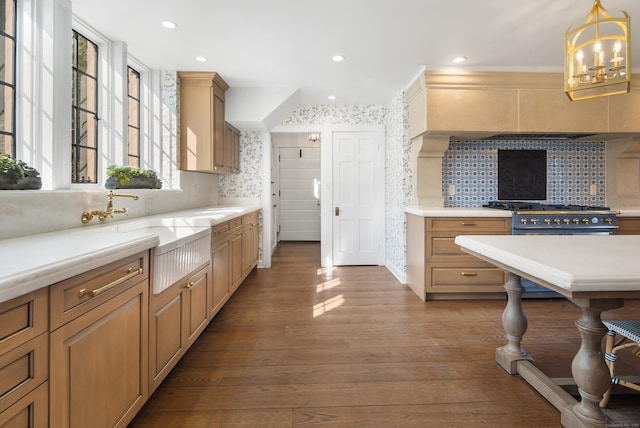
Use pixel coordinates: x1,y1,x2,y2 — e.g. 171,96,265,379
564,0,630,101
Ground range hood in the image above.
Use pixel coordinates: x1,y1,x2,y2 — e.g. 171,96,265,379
405,70,640,207
406,70,640,143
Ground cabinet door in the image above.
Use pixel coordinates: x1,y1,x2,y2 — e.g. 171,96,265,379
230,228,243,289
212,88,226,171
50,281,148,428
184,266,209,347
179,78,213,172
149,286,184,393
211,237,231,317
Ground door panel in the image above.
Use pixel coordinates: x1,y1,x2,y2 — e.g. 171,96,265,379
279,147,321,241
332,132,383,265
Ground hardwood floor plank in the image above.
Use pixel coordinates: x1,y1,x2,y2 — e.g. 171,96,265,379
129,241,640,428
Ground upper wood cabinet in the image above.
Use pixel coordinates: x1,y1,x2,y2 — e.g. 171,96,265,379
224,121,241,174
178,72,230,173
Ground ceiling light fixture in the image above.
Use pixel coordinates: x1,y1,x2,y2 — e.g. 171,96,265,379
309,133,320,143
195,56,208,62
328,95,337,100
564,0,631,101
161,20,177,29
452,56,467,64
332,55,345,62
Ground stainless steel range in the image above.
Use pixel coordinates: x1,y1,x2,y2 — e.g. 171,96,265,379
484,201,618,297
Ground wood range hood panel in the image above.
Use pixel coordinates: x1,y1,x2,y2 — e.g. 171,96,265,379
407,71,640,142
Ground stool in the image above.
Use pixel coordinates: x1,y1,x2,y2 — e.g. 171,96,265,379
599,320,640,408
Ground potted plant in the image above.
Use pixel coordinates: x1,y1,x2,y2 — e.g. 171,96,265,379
0,154,42,190
105,165,162,189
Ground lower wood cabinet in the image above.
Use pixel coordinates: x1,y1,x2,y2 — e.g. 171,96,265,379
49,252,149,428
407,215,510,301
241,211,260,279
0,288,48,428
149,263,210,393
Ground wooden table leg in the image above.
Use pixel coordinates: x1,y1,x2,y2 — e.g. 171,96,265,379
496,272,533,374
561,298,624,428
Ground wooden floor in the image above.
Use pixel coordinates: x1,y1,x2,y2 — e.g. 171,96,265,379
129,242,640,428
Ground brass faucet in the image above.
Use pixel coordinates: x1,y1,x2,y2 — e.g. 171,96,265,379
81,190,139,224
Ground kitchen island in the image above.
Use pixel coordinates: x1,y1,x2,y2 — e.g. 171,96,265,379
455,235,640,428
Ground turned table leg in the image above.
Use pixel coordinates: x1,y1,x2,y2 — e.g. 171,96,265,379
496,272,532,374
561,298,624,428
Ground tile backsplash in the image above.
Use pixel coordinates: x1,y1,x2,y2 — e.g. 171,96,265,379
442,139,606,207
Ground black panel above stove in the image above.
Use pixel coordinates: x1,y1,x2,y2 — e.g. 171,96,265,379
497,150,547,201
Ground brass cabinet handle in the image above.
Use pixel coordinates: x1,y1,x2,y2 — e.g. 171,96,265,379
79,267,143,298
460,222,477,226
460,272,478,277
184,281,195,289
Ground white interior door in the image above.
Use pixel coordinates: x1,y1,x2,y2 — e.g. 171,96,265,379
278,147,321,241
332,131,383,265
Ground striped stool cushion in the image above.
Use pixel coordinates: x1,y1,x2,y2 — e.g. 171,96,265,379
602,320,640,343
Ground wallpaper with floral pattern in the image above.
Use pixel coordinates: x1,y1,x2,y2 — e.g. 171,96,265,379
218,131,265,199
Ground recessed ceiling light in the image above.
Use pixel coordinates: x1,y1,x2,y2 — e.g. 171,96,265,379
328,95,337,100
452,56,467,64
195,56,208,62
161,20,177,29
332,55,345,62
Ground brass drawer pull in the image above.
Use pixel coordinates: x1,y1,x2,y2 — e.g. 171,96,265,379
79,267,143,298
184,281,195,289
460,222,477,226
460,271,478,277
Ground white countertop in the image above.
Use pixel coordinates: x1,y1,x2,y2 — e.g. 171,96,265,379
455,235,640,293
0,204,260,304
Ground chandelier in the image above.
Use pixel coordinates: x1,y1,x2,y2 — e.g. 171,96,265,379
308,133,320,143
564,0,631,101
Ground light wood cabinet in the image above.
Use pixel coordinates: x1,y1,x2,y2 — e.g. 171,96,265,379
149,264,210,393
242,211,260,278
209,218,241,317
0,289,48,426
178,72,229,173
224,122,241,174
407,215,510,301
617,217,640,234
49,251,149,428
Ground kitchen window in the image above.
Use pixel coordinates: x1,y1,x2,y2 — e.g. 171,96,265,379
0,0,16,157
127,66,140,167
71,30,99,184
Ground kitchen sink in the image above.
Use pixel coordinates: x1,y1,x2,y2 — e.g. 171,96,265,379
119,221,211,294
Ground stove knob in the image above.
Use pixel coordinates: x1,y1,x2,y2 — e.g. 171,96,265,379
572,218,579,224
563,218,570,224
543,218,551,224
530,218,538,225
520,218,527,225
581,218,589,224
553,218,560,224
604,218,612,224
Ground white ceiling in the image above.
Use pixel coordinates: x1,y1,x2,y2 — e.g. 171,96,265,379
71,0,640,106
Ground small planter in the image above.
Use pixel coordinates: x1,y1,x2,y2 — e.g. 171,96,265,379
105,176,162,189
0,155,42,190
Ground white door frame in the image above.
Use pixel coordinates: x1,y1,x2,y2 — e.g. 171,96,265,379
270,124,385,268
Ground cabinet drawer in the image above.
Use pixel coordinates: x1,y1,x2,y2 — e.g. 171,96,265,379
0,381,48,428
617,217,640,235
242,211,258,225
0,333,48,414
427,217,510,231
429,266,506,289
50,251,149,330
211,221,230,243
0,289,47,356
428,232,510,262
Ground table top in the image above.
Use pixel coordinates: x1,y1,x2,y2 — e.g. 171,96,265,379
455,235,640,294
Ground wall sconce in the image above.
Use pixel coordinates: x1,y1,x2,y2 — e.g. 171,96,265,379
309,133,320,143
564,0,631,101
